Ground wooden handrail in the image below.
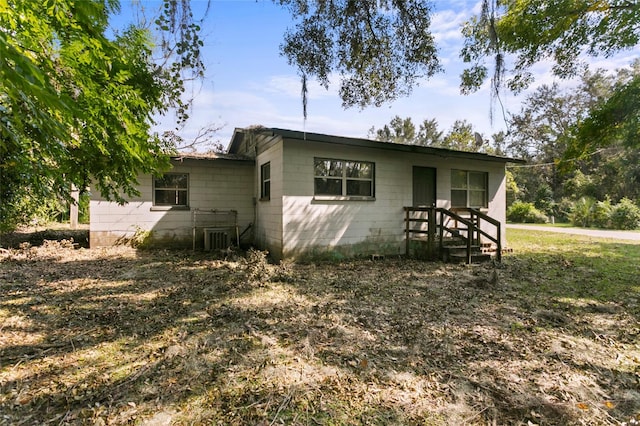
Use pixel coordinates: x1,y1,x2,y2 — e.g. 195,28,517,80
404,206,502,263
437,208,475,263
442,207,501,262
470,208,501,262
404,206,437,259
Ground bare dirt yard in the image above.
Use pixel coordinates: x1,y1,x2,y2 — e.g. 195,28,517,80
1,230,639,425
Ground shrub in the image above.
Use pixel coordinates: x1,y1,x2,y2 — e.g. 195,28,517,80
507,201,548,223
570,197,596,227
564,170,598,200
552,198,574,223
610,198,640,230
78,193,91,224
592,199,612,229
533,184,554,215
240,248,271,284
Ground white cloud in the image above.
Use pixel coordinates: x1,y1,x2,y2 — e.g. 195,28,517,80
588,48,640,72
259,74,339,100
419,75,463,97
259,75,302,98
431,9,466,44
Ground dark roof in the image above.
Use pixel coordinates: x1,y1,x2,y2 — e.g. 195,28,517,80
229,127,525,164
171,152,253,162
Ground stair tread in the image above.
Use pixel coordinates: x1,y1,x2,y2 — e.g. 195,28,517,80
449,252,491,258
447,252,493,263
443,245,482,249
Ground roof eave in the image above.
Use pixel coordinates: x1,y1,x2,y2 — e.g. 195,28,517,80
268,127,525,164
227,127,246,154
170,153,253,162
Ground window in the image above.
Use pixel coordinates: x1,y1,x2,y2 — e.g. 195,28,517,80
260,162,271,200
314,158,374,198
451,170,488,208
153,173,188,207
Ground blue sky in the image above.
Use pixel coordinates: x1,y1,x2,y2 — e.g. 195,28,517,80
116,1,640,149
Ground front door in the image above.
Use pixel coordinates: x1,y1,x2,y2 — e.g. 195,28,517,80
413,166,436,207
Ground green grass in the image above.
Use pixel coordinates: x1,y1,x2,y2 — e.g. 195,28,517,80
506,228,640,301
510,222,640,232
530,222,575,228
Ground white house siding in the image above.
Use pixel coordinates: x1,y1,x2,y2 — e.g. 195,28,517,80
254,139,284,257
279,139,507,259
436,157,507,244
90,158,254,248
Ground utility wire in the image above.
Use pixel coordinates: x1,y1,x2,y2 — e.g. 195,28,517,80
506,148,607,168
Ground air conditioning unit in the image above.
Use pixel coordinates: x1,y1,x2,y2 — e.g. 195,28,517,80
203,228,229,251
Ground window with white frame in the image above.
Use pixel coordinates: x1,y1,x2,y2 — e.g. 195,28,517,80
451,170,488,208
260,162,271,200
314,158,374,197
153,173,189,207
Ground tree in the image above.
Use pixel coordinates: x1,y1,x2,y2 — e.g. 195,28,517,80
369,116,447,147
490,130,507,156
0,0,206,231
159,123,226,154
503,82,584,205
568,63,640,202
416,118,444,147
571,66,640,157
460,0,640,154
442,119,482,152
369,116,499,153
278,0,441,108
368,115,416,144
504,65,640,215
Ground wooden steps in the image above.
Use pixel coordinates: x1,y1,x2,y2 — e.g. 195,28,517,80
404,207,502,264
441,244,493,263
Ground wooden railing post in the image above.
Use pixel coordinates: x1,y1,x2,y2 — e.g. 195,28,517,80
403,206,502,263
405,207,410,257
496,224,502,262
472,211,476,244
427,207,435,259
469,208,503,263
438,209,444,256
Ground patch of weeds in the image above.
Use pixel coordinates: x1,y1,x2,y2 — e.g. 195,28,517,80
272,259,297,283
510,321,526,332
129,226,152,248
0,226,89,249
113,226,153,248
296,249,347,264
0,239,78,262
237,248,271,286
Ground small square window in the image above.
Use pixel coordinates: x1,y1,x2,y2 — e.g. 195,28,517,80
451,170,488,208
153,173,188,207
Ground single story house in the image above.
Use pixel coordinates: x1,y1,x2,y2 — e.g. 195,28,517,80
90,127,522,260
